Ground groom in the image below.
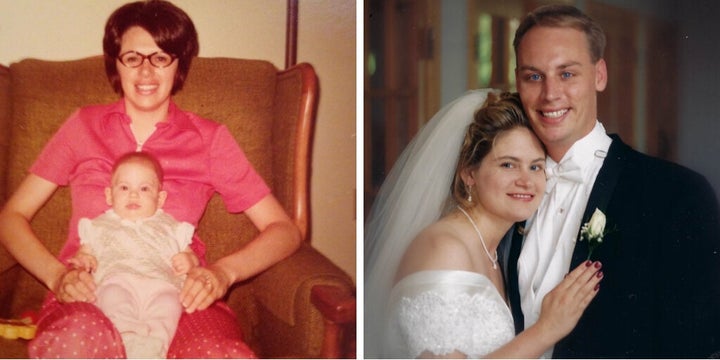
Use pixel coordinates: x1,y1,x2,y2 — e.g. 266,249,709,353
506,4,720,358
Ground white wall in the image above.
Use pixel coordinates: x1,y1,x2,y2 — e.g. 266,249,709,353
0,0,357,282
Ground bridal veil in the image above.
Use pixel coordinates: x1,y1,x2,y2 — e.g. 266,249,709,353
364,89,495,357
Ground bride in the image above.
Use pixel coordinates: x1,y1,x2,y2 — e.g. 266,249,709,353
364,90,603,358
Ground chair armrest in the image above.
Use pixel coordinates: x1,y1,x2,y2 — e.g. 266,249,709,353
0,246,19,314
246,242,354,358
0,246,17,276
311,285,355,324
0,64,10,206
0,258,32,358
251,242,354,324
0,262,20,317
311,285,356,358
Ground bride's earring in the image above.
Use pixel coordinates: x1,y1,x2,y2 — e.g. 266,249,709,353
466,184,473,203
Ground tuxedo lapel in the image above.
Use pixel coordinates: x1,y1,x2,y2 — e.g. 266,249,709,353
507,222,526,333
570,135,625,268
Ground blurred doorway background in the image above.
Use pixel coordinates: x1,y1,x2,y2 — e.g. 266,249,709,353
364,0,720,215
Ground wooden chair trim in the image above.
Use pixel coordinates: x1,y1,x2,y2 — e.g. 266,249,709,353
278,63,318,241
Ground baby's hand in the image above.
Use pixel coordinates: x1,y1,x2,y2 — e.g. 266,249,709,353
67,253,97,273
172,252,197,275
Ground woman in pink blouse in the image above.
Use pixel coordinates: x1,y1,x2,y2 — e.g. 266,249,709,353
0,1,301,358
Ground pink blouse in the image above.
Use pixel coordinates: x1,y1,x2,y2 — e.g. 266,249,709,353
31,99,270,262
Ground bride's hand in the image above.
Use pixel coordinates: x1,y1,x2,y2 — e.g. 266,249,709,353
536,260,603,341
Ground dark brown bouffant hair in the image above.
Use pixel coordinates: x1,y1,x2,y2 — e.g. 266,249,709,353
103,0,199,95
451,92,537,209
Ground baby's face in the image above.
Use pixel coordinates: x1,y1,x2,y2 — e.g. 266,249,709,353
106,161,166,220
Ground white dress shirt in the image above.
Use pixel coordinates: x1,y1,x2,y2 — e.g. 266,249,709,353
517,121,612,358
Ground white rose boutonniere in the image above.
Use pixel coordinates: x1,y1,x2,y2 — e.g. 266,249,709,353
579,208,609,260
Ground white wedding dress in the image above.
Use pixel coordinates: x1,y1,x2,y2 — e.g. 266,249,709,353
383,270,515,358
365,89,513,358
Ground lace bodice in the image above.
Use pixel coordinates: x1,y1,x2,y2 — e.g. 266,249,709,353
383,270,514,358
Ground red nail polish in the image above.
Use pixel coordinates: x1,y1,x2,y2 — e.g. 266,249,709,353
585,260,592,267
596,271,604,279
594,261,602,269
594,283,600,291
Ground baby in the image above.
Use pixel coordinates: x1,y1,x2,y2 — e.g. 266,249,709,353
68,152,198,358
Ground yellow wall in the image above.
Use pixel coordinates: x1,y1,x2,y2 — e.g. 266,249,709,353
0,0,357,282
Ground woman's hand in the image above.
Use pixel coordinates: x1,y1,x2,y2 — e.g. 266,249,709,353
177,195,300,314
536,260,603,341
52,267,97,303
180,264,231,313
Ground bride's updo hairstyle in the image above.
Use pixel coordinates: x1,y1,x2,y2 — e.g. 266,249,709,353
451,92,535,209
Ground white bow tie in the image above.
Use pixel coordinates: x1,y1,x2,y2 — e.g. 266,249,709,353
545,158,583,191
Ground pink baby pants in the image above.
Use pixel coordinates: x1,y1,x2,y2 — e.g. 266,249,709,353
28,294,256,358
94,275,183,358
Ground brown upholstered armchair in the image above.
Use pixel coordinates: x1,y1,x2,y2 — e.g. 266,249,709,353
0,57,356,358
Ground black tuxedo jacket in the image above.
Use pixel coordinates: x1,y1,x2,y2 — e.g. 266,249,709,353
506,135,720,358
